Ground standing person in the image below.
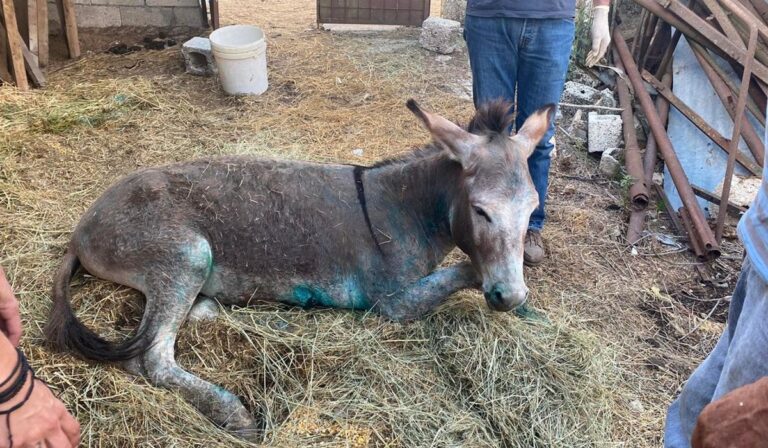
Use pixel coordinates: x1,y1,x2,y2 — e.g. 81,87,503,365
0,267,80,448
463,0,611,265
663,111,768,446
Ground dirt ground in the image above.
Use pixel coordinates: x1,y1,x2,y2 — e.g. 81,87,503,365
0,0,746,446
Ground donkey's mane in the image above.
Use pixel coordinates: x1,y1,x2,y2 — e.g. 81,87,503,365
466,99,515,137
364,99,514,170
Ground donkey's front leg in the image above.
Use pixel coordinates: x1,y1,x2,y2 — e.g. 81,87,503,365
377,261,480,322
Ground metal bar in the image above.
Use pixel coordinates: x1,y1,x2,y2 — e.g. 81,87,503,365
632,9,650,59
679,206,707,259
689,39,766,166
693,42,766,125
718,0,768,42
655,184,687,239
699,0,745,47
641,69,763,176
655,29,681,79
715,26,757,243
614,48,650,211
614,28,720,258
691,183,748,216
633,0,768,84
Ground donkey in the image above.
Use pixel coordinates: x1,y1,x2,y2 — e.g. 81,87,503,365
46,99,553,439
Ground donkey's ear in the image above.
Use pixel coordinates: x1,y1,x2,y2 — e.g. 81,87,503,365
407,99,482,166
511,104,555,158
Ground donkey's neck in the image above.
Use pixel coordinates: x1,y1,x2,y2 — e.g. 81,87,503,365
363,149,462,263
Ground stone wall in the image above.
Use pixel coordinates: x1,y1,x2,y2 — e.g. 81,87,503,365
48,0,203,30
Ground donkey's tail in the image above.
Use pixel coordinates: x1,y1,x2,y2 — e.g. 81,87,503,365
45,250,150,362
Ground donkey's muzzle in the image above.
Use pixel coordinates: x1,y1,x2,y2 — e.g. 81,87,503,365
484,283,529,312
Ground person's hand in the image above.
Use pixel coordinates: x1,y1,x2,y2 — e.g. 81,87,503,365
0,377,80,448
586,5,611,67
692,376,768,448
0,268,22,347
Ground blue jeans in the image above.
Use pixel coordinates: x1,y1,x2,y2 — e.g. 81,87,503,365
664,258,768,446
464,15,574,230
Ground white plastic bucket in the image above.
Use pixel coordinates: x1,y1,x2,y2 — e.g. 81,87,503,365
209,25,268,95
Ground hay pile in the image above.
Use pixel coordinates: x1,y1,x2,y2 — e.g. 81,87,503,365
0,4,730,445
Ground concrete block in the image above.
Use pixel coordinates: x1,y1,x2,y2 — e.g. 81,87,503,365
182,36,216,76
419,16,461,55
587,112,622,154
120,5,173,26
172,6,203,27
599,147,623,178
562,81,601,105
91,0,143,6
75,4,122,27
715,175,762,207
441,0,466,23
147,0,198,6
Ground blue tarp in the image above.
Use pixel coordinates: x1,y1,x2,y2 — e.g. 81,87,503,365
664,37,763,217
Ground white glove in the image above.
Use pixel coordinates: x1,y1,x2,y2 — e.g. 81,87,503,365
586,5,611,67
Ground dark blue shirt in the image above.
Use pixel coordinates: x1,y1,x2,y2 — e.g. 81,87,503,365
466,0,577,19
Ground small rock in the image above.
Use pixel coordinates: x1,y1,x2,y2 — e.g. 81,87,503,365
600,147,623,178
419,17,462,54
441,0,467,23
631,246,639,256
352,148,364,157
596,88,617,109
629,399,645,413
652,172,664,186
588,112,623,154
562,81,602,105
435,55,453,63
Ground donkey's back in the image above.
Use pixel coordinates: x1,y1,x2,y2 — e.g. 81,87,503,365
72,156,375,308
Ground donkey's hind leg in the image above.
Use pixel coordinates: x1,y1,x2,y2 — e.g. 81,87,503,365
136,244,259,439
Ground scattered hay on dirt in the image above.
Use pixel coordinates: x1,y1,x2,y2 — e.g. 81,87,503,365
0,1,743,445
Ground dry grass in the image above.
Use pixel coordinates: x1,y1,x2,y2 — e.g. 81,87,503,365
0,0,743,446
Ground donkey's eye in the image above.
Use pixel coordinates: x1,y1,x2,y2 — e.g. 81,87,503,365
474,206,492,223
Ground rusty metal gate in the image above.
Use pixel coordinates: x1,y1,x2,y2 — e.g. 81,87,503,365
317,0,431,27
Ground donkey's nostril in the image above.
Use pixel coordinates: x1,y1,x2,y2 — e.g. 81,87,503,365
493,289,504,302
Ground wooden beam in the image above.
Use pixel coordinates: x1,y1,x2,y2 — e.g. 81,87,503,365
36,0,47,66
55,0,78,58
1,0,29,89
20,37,44,86
27,0,39,65
0,20,12,83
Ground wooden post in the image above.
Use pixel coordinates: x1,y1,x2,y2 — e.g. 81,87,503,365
1,0,29,89
55,0,78,58
27,0,39,65
0,20,11,83
37,0,47,66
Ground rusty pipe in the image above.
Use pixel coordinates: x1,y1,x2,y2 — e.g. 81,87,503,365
689,40,765,167
627,73,672,245
630,0,768,84
614,28,720,258
614,48,650,211
715,26,757,243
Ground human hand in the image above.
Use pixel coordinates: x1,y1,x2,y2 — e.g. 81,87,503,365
691,376,768,448
0,377,80,448
0,268,22,347
585,5,611,67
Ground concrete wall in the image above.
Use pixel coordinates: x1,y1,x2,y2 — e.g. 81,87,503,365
49,0,203,30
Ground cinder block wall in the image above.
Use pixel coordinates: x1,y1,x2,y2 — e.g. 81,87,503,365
48,0,203,30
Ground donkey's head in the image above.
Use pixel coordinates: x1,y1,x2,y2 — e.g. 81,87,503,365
407,99,553,312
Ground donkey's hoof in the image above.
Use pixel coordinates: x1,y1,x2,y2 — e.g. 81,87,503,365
189,298,220,322
225,415,263,442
